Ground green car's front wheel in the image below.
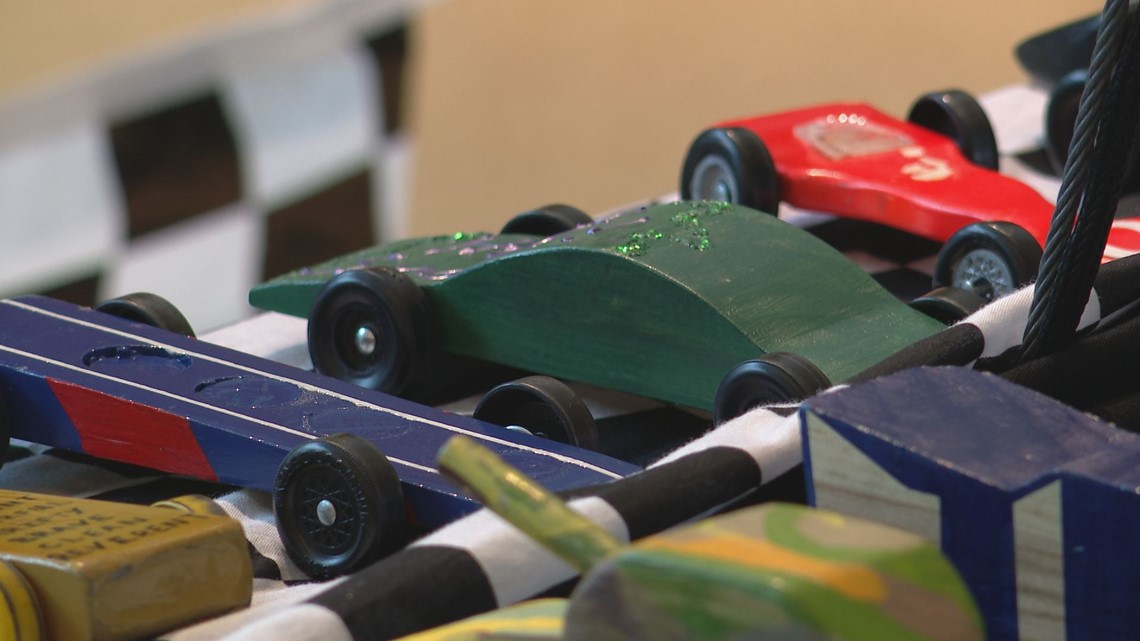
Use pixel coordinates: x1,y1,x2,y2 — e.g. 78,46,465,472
308,267,435,397
714,353,831,425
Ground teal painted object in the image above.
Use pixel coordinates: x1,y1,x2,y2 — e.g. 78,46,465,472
250,201,945,410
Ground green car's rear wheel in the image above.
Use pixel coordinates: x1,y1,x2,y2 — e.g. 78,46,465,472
714,353,831,424
474,376,600,451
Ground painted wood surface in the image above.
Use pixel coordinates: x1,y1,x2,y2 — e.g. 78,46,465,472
0,488,251,641
251,201,945,410
436,436,983,641
801,366,1140,640
0,296,637,531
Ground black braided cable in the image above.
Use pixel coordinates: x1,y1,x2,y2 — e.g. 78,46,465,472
1021,0,1134,360
1058,19,1140,322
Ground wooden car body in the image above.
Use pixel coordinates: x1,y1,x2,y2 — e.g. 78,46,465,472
0,296,637,532
715,102,1140,260
250,201,945,410
801,366,1140,640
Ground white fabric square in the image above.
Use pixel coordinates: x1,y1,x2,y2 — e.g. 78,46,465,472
100,204,262,333
0,121,121,294
222,45,379,207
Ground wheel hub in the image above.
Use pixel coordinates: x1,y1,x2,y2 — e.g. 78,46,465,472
691,155,737,203
953,248,1013,300
354,325,378,357
316,499,337,526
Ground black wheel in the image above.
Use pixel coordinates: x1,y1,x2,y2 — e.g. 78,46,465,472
473,375,599,451
714,353,831,425
274,434,404,579
1044,69,1086,176
1045,69,1140,194
909,286,987,325
500,204,592,237
307,267,434,397
680,127,780,215
933,221,1042,302
907,90,999,171
95,292,195,337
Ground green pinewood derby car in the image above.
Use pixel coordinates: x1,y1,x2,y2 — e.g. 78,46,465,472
250,201,955,427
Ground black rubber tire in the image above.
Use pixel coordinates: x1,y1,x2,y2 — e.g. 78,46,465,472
907,90,1000,171
500,204,593,237
933,221,1042,302
680,127,780,215
274,434,404,579
473,375,599,451
1044,69,1087,176
909,286,987,325
307,267,434,397
714,353,831,425
95,292,195,337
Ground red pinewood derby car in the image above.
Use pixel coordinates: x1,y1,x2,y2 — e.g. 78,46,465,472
680,90,1140,301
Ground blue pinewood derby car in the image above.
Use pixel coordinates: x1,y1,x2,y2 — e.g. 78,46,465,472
0,295,638,579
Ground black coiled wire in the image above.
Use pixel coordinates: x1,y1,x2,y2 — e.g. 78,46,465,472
1021,0,1140,360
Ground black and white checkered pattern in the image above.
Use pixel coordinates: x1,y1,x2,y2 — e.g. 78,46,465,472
0,3,413,334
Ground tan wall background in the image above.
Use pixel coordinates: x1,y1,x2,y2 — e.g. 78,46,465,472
408,0,1103,235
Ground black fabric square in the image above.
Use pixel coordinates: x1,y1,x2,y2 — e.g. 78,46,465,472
807,218,941,264
871,268,937,302
38,272,100,308
110,93,242,238
262,169,376,279
363,24,409,135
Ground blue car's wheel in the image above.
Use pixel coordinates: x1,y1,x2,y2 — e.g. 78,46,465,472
474,375,599,451
681,127,780,215
714,353,831,425
308,267,435,397
274,434,404,579
501,204,592,237
95,292,195,337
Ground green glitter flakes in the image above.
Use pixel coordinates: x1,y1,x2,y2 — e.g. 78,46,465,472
616,229,664,256
611,201,731,256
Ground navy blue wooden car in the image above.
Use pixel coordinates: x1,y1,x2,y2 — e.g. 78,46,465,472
0,295,638,578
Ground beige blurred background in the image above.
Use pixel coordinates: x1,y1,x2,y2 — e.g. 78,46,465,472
408,0,1102,234
1,0,1104,236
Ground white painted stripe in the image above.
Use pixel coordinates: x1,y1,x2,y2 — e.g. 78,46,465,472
0,342,435,475
2,299,624,479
